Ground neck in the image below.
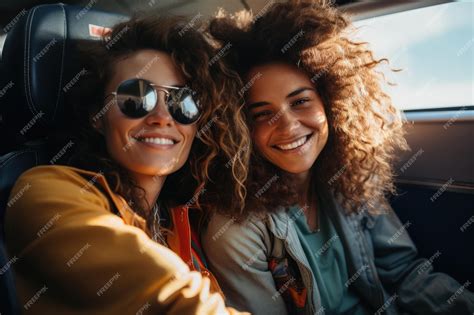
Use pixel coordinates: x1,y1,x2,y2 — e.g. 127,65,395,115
289,170,312,206
290,169,319,232
131,173,166,214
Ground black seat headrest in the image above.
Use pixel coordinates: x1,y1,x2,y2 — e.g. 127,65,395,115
0,3,128,147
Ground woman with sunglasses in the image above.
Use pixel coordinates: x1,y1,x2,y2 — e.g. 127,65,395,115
5,15,249,314
202,1,474,314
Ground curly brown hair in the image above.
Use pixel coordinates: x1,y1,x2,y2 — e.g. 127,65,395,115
68,13,250,235
209,0,408,217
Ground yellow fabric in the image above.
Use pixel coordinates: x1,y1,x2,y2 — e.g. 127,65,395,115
5,165,247,315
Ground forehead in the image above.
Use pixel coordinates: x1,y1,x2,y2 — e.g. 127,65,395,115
108,49,185,88
246,62,314,100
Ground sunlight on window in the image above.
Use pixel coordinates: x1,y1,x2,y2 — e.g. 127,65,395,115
0,34,6,60
352,2,473,110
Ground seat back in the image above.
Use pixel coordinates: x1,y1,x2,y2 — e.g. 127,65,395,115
0,4,128,313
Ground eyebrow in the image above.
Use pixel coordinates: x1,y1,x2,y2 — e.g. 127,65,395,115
247,87,315,110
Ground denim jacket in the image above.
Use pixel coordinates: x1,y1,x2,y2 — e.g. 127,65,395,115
202,187,474,315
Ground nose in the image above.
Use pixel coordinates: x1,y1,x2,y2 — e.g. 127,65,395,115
145,91,173,127
275,106,300,134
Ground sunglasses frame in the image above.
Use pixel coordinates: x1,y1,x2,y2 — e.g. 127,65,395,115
104,78,201,125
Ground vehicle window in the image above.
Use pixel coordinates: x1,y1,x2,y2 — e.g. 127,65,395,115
352,2,473,110
0,34,6,60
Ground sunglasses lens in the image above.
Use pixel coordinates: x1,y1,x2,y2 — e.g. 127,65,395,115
167,89,201,124
116,79,156,118
114,79,200,124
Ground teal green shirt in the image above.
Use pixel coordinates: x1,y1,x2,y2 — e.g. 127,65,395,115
290,204,369,315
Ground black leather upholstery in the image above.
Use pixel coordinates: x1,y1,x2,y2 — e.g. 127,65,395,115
1,4,128,146
0,4,128,314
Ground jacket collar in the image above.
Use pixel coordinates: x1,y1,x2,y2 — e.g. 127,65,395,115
265,206,290,239
56,166,207,276
265,185,337,239
60,165,148,231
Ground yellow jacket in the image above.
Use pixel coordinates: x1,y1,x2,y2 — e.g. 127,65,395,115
5,165,246,314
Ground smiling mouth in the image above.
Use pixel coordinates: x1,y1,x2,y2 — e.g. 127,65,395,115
272,133,314,151
133,137,178,145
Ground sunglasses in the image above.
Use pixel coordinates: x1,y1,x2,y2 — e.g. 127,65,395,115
105,78,201,125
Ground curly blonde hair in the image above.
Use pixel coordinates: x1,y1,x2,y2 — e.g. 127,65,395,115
69,13,250,234
209,0,408,216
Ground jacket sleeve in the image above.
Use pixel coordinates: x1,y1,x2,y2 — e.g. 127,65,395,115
367,208,474,314
201,213,288,315
5,166,247,315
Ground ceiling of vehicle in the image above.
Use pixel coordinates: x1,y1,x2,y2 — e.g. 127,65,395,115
0,0,450,56
0,0,357,30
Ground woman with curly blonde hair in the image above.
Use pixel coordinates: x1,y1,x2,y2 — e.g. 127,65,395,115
5,13,250,314
202,1,474,314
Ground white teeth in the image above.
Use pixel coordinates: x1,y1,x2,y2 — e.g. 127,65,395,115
276,136,308,151
138,137,174,145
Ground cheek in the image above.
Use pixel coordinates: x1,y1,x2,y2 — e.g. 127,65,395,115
179,125,197,152
316,112,329,147
103,109,136,155
305,103,327,129
315,111,328,128
251,125,271,154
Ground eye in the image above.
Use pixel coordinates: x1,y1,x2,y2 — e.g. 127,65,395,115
252,110,273,122
291,97,311,107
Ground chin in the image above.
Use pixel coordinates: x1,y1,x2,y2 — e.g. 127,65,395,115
283,167,312,175
149,164,182,177
125,163,177,178
274,162,313,175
